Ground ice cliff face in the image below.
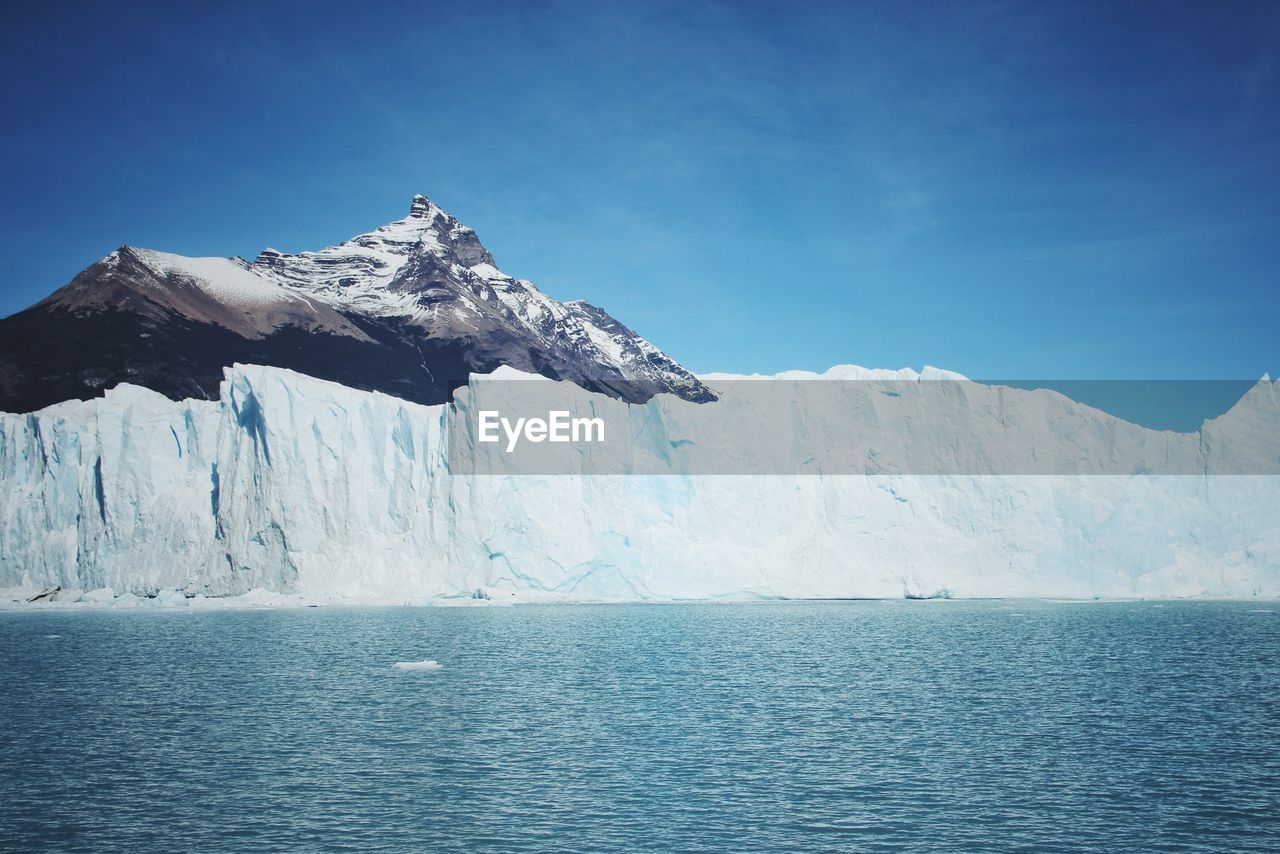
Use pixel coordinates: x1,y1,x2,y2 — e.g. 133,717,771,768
2,364,1277,603
0,195,712,412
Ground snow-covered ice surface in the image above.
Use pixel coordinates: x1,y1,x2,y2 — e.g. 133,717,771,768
699,365,969,382
1,363,1278,607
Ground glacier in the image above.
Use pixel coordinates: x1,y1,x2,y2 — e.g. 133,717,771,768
2,363,1278,605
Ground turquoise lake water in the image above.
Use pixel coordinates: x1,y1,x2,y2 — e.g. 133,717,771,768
1,601,1278,851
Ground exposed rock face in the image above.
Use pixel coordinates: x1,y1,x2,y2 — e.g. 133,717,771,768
0,195,713,412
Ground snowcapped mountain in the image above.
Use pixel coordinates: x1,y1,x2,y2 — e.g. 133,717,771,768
0,195,712,412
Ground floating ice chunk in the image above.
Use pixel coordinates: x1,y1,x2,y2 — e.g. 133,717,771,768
393,659,443,671
153,589,189,607
84,588,115,604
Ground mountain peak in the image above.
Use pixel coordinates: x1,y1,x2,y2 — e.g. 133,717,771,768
408,193,439,220
1,194,714,412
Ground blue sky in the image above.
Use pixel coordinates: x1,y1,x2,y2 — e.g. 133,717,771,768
2,0,1277,379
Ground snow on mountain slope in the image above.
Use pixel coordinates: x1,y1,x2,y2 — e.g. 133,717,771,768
132,249,307,308
253,195,482,308
253,194,710,403
0,195,711,413
2,364,1277,605
38,245,368,340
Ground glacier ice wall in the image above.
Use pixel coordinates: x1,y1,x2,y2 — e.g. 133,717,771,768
2,364,1278,601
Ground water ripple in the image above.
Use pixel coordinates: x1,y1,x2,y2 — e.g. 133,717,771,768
1,600,1278,850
